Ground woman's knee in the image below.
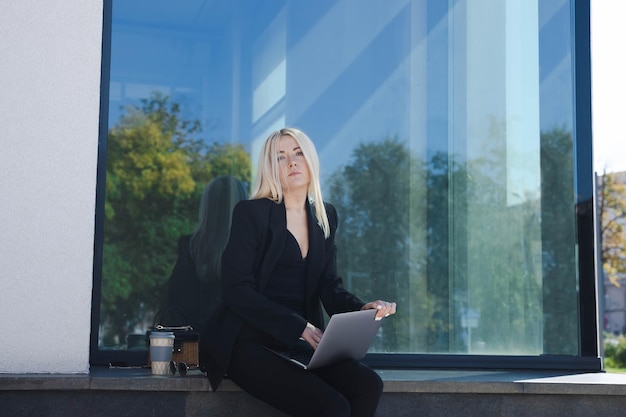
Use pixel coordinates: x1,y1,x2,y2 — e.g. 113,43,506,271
358,364,383,398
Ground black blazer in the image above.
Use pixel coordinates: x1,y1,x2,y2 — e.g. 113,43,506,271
199,198,365,390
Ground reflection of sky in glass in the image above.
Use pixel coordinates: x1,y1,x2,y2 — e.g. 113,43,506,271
109,0,573,191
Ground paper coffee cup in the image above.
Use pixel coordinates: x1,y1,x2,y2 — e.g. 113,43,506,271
149,332,174,375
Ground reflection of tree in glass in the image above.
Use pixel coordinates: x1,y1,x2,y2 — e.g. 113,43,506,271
539,127,578,354
460,126,576,355
326,128,575,355
459,130,542,355
101,93,251,347
328,137,426,351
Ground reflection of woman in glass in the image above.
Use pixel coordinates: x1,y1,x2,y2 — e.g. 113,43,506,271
168,175,247,332
200,128,396,417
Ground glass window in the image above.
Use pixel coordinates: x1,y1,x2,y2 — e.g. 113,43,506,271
95,0,584,361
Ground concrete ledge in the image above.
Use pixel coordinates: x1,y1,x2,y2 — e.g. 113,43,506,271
3,368,626,395
2,368,626,416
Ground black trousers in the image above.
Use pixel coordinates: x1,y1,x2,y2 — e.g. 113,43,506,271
227,328,383,417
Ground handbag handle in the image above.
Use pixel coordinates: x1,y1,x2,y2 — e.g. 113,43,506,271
155,324,194,331
152,305,194,330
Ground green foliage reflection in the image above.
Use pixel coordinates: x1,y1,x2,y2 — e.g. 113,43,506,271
100,93,250,347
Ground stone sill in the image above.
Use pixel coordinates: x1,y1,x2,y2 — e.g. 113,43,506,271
2,367,626,396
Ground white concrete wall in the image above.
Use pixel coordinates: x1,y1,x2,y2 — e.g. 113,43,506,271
0,0,103,373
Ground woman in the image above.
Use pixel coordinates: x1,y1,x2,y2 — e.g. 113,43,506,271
199,128,396,417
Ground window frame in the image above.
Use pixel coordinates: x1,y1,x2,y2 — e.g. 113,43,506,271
90,0,600,370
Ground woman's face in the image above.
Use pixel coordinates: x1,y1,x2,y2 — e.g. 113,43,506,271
277,134,310,193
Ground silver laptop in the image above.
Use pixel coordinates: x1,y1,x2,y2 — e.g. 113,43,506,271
265,309,383,370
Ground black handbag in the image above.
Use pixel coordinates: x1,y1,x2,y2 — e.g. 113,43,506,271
147,305,200,367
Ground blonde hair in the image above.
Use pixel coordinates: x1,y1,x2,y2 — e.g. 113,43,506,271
251,127,330,238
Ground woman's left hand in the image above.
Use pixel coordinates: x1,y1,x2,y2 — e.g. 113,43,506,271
361,300,397,321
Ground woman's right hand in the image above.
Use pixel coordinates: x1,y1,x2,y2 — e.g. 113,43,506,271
301,322,323,350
